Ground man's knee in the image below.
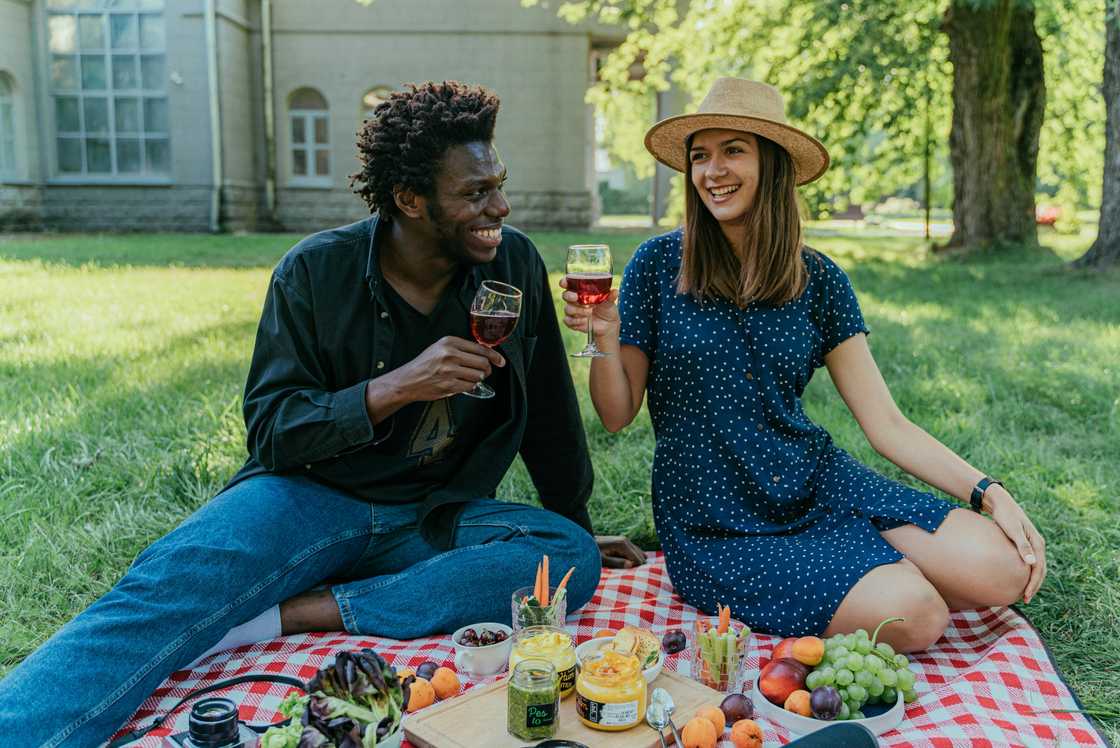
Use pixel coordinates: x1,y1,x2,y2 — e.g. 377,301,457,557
563,531,602,610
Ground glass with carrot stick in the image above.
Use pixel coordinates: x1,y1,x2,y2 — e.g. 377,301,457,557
690,604,751,691
512,556,575,630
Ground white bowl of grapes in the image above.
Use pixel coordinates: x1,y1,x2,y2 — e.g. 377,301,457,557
753,624,915,736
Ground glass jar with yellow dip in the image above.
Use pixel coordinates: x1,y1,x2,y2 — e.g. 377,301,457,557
508,625,578,698
575,650,648,731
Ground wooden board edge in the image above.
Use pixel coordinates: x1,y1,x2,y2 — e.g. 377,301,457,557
404,678,508,748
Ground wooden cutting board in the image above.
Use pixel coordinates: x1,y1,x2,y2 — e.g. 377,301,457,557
404,669,721,748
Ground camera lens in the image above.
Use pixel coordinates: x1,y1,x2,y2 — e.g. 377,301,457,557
187,697,241,746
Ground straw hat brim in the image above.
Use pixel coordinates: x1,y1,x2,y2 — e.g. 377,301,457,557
644,113,830,185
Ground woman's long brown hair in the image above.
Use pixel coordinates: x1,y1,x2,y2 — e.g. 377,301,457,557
678,133,807,307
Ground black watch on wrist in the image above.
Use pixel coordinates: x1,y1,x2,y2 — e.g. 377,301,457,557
970,476,1004,513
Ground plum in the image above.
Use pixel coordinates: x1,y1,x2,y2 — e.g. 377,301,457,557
662,629,687,654
416,660,439,680
810,686,842,721
719,692,755,723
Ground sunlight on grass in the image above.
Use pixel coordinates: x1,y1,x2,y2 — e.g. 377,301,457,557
1,228,1117,739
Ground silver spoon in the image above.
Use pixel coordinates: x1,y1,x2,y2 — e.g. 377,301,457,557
650,688,684,746
644,699,670,748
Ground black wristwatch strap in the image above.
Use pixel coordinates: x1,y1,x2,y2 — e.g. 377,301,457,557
970,476,1003,513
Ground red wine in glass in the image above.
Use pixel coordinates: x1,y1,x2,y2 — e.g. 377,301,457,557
566,272,613,306
470,310,519,347
463,280,522,399
565,244,613,358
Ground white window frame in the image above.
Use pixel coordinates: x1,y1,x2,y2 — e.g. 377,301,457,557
44,0,171,183
288,90,331,188
0,75,16,178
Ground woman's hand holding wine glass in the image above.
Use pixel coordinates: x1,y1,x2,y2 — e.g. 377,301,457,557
563,244,617,357
560,278,620,352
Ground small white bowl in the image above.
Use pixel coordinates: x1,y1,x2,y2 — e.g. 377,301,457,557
450,622,513,678
574,636,664,684
751,673,904,736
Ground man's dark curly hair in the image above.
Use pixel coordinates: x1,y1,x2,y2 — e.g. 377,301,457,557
351,81,500,217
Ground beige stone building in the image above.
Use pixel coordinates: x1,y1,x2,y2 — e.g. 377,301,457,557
0,0,624,232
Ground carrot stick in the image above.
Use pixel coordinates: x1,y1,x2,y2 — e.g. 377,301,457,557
555,566,576,594
718,603,730,635
537,555,546,609
534,560,542,601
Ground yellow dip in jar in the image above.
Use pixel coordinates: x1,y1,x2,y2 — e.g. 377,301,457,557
508,625,578,698
575,650,648,731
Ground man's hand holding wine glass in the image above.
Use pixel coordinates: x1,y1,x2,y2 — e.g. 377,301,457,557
364,336,505,415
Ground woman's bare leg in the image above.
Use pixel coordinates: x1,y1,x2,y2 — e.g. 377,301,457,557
824,559,949,653
880,508,1030,610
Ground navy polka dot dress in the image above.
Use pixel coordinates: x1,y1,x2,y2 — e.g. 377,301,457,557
618,229,954,637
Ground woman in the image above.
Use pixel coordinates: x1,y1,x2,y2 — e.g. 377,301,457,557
562,78,1046,652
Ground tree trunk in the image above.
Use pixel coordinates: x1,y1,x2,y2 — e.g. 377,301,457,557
1073,0,1120,269
943,0,1045,250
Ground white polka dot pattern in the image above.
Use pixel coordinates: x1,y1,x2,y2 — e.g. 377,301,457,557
616,229,954,636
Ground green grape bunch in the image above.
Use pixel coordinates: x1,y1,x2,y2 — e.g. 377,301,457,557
803,617,919,721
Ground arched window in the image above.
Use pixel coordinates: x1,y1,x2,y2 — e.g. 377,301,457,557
288,87,329,183
361,86,392,122
0,74,15,176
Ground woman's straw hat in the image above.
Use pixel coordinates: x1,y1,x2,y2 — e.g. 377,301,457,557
644,78,829,185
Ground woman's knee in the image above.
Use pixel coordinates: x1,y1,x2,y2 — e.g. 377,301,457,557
971,544,1030,607
890,584,950,653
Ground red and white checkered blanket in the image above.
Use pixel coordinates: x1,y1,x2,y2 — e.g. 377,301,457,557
114,553,1109,747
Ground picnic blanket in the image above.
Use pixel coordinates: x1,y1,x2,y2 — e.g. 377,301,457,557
113,552,1110,747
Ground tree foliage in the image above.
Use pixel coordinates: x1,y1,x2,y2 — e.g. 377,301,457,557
525,0,1105,216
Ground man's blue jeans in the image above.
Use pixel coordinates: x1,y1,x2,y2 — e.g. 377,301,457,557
0,474,601,747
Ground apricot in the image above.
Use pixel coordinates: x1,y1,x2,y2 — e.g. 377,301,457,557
430,666,460,700
695,704,726,734
784,689,812,717
792,636,825,666
396,667,415,681
681,716,718,748
594,628,615,638
729,719,764,748
406,677,436,711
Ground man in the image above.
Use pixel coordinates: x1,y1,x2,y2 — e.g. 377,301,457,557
0,80,644,746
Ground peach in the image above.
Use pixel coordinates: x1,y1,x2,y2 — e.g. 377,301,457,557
758,657,809,706
770,636,798,664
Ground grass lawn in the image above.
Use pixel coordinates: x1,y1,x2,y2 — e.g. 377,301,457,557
1,225,1117,739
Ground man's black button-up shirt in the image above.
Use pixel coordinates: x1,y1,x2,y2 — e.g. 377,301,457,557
224,215,594,548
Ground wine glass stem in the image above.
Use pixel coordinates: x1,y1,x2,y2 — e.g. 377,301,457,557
586,319,595,351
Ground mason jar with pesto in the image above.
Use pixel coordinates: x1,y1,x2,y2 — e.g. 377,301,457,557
508,625,578,698
507,658,560,741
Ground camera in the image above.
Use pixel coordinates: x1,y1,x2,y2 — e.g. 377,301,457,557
163,697,260,748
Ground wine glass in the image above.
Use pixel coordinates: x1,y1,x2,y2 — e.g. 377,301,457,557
464,280,522,399
565,244,613,358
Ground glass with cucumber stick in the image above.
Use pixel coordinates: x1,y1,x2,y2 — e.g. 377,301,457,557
691,609,751,692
